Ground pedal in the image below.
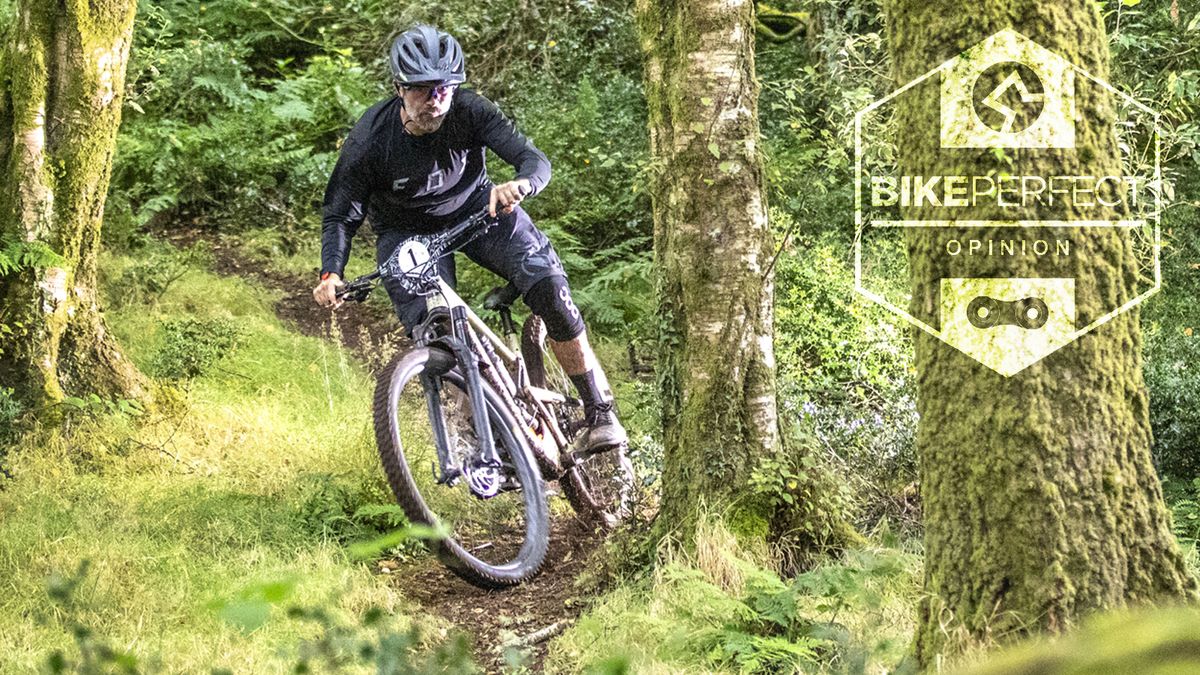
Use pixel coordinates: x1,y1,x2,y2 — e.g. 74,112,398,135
563,440,628,471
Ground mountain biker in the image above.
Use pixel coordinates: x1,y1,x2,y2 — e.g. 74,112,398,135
311,24,625,454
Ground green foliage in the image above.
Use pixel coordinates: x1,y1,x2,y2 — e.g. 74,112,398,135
0,386,21,441
286,605,476,674
0,236,67,276
112,1,384,236
41,564,474,674
295,472,422,557
772,227,917,529
1165,477,1200,542
346,521,449,561
41,561,146,674
0,387,18,479
549,519,920,674
1145,320,1200,479
209,573,478,673
108,243,213,308
209,576,300,633
151,317,241,380
0,251,417,671
60,394,145,421
109,0,655,341
1106,0,1200,173
1144,174,1200,480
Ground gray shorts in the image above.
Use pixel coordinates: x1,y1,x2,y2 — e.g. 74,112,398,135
376,205,567,332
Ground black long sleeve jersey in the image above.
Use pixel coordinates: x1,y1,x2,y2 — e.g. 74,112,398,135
319,88,551,277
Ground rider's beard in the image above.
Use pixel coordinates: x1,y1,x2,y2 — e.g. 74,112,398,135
403,98,451,135
408,111,447,134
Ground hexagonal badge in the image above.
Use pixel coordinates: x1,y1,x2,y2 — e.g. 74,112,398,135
854,29,1162,376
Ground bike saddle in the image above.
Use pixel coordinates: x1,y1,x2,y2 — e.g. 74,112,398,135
482,282,520,311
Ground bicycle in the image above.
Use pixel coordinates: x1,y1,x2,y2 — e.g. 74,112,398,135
335,208,635,587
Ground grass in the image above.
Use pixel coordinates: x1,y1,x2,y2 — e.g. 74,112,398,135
545,516,923,675
0,250,437,672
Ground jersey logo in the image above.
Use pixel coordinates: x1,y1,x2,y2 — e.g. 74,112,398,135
426,170,445,192
392,177,410,191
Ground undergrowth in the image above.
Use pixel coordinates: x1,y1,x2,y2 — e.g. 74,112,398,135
0,250,451,672
547,516,921,675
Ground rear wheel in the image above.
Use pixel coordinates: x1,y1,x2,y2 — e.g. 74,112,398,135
521,316,634,528
373,346,549,587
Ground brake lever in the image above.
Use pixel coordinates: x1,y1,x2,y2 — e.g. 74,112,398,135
335,278,375,302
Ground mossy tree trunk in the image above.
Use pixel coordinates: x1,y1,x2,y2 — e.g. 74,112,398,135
635,0,784,542
0,0,143,409
879,0,1198,664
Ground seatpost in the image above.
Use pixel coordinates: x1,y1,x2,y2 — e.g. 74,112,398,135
498,308,519,351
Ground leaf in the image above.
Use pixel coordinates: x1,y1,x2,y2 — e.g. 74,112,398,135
707,142,720,159
273,99,314,123
257,580,294,603
690,122,706,134
1120,0,1140,5
217,600,271,632
700,97,714,106
347,522,449,560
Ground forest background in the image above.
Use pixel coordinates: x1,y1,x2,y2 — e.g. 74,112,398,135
0,0,1198,672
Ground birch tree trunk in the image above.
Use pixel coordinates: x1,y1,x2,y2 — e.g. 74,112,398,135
879,0,1198,664
0,0,143,409
636,0,785,540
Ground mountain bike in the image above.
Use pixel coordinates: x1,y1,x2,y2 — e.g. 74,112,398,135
336,208,634,587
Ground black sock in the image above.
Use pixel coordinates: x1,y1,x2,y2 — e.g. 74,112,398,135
569,370,604,413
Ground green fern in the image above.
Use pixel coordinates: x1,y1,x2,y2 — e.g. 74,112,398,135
0,236,67,276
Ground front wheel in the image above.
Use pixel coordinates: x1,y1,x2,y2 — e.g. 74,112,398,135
373,346,549,587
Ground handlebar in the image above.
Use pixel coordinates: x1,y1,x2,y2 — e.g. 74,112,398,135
333,205,505,303
333,182,533,303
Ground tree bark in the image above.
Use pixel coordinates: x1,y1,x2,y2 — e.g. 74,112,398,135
0,0,143,409
635,0,784,541
879,0,1198,665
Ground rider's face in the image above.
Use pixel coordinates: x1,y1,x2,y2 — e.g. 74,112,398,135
398,82,456,131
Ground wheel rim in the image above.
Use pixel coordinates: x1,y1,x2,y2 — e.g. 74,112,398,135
383,349,546,579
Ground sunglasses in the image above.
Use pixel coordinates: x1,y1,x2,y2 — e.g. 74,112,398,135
400,83,458,100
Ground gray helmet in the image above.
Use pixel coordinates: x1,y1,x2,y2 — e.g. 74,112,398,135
389,25,466,85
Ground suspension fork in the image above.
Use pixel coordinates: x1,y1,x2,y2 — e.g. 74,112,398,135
450,305,501,467
421,371,458,484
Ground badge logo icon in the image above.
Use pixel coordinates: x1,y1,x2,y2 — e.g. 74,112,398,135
854,29,1161,376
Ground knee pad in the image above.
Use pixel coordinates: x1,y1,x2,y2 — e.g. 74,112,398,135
524,275,585,341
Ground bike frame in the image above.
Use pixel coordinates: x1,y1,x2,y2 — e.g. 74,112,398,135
410,274,572,491
336,206,576,491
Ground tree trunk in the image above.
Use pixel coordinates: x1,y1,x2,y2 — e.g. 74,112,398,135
0,0,143,409
879,0,1198,664
635,0,784,541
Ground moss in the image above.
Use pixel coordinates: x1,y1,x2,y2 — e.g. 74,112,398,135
725,501,772,542
0,0,142,409
880,0,1198,665
960,607,1200,675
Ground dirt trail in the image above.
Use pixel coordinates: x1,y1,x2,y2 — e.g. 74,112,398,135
169,227,604,672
